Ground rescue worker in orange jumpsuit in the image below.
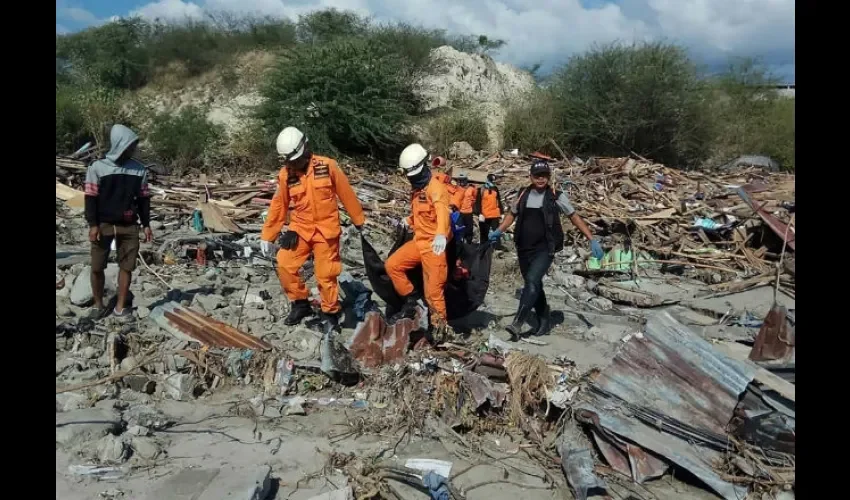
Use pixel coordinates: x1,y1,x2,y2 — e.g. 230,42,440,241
434,170,460,215
474,173,503,244
451,174,477,243
260,127,366,332
385,143,451,332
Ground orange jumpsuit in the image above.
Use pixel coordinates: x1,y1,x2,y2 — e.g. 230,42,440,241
458,186,476,214
261,155,365,314
476,186,503,219
434,171,460,208
385,176,452,321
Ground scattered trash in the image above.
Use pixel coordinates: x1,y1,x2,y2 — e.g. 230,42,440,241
421,471,450,500
275,358,295,395
560,446,608,500
404,459,453,479
68,465,125,480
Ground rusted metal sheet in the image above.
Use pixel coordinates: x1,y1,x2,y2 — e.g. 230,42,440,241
737,187,795,250
749,304,795,362
589,428,669,484
347,306,427,368
592,311,755,434
150,301,272,351
576,311,755,500
730,384,795,455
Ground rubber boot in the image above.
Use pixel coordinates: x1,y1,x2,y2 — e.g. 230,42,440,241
533,304,551,336
505,305,532,341
400,293,422,319
321,311,341,336
284,299,313,326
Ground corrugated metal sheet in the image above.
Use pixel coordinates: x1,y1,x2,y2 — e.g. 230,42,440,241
750,304,795,363
737,187,795,250
150,301,272,351
347,306,427,368
576,311,756,500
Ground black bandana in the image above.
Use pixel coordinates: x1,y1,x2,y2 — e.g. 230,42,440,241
408,167,432,190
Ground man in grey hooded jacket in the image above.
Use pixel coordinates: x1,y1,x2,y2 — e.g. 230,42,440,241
84,124,153,319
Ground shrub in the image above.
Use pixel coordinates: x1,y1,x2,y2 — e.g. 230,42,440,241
296,9,370,44
549,41,713,168
502,90,563,155
255,37,419,158
212,121,278,173
144,20,232,77
368,23,480,70
230,16,297,49
426,110,489,154
56,18,150,89
147,106,223,171
56,85,89,154
73,85,131,149
708,59,795,170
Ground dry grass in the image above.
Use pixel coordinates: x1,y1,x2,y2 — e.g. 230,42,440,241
504,352,552,426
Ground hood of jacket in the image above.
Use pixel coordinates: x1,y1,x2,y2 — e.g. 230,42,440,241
105,124,139,163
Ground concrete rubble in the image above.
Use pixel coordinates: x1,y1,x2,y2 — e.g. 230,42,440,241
56,149,795,500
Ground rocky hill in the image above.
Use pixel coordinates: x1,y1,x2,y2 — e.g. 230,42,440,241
129,46,536,152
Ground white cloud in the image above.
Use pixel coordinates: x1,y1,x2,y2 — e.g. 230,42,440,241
56,24,70,34
124,0,797,78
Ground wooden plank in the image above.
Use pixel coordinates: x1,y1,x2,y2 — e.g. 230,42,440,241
198,201,243,234
66,193,86,209
228,191,262,206
56,182,84,201
635,208,677,227
210,199,236,209
448,166,488,184
712,341,795,402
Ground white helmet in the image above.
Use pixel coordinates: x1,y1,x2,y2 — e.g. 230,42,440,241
399,143,429,177
276,126,307,161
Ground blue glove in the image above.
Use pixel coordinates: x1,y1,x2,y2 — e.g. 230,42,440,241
590,239,604,259
488,229,503,242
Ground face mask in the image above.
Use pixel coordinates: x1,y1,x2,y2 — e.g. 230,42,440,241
408,167,432,190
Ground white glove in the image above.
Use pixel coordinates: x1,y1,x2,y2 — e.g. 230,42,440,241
260,240,274,257
478,214,486,222
432,234,447,256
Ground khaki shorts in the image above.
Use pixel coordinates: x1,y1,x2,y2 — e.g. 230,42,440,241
91,223,141,272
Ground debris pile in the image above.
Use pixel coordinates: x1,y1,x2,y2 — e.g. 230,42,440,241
55,147,795,500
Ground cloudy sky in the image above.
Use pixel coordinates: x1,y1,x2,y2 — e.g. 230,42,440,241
56,0,795,82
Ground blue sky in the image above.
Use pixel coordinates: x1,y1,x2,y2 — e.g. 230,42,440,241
57,0,795,82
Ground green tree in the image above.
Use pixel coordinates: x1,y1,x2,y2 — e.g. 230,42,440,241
256,37,419,158
477,35,506,54
56,18,150,89
709,58,795,169
295,9,370,45
148,106,223,171
550,41,713,167
56,85,89,153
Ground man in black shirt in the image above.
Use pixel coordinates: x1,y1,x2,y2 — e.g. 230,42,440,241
489,160,603,339
84,124,153,319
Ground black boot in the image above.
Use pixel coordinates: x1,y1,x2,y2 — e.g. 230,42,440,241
399,293,421,319
505,305,532,341
284,299,313,326
533,304,551,336
321,311,341,335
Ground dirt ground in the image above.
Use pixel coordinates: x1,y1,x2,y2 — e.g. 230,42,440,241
56,208,793,500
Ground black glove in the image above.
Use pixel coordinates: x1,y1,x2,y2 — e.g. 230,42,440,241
278,231,299,250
